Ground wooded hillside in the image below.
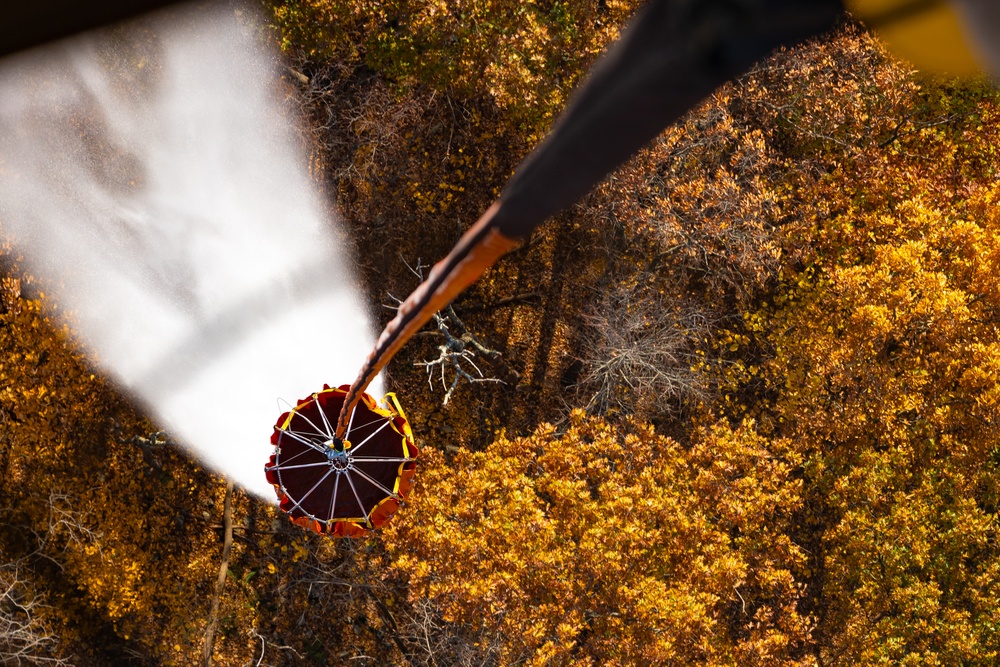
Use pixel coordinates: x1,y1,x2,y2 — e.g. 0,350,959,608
1,1,999,664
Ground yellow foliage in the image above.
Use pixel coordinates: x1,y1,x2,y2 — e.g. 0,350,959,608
269,0,644,130
3,12,1000,667
385,412,812,665
717,35,1000,664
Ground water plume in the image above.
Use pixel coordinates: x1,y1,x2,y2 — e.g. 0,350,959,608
0,1,380,500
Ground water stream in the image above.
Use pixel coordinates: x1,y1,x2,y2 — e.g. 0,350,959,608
0,1,380,499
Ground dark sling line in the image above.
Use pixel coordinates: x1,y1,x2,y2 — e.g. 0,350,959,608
335,0,846,433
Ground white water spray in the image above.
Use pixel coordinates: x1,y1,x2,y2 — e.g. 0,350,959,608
0,2,381,499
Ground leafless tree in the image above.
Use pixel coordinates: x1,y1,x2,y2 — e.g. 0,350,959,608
203,480,233,667
266,532,514,667
388,259,506,406
282,57,424,187
0,489,106,666
576,282,712,418
0,559,70,666
415,306,505,406
43,492,102,559
246,628,303,667
393,597,509,667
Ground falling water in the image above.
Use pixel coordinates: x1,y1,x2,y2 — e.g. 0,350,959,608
0,1,381,499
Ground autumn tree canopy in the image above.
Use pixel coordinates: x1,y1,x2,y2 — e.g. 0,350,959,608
0,2,998,666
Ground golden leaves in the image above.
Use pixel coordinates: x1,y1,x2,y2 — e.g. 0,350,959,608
269,0,645,131
384,412,811,664
724,39,1000,664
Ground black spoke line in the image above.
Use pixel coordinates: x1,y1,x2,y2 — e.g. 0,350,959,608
273,445,320,467
345,473,371,526
284,427,330,445
327,474,341,523
289,402,331,440
275,427,326,453
345,414,387,439
286,468,335,515
352,456,413,463
267,461,331,472
345,402,358,441
315,393,336,439
350,419,393,455
351,466,398,500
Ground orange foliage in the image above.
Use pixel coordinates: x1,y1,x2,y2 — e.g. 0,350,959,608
385,412,812,665
4,7,1000,666
269,0,644,131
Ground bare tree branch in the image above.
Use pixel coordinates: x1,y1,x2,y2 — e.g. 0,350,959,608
576,283,711,418
202,480,234,667
414,307,505,406
0,561,70,666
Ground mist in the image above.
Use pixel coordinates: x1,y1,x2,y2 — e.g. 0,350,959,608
0,1,381,500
